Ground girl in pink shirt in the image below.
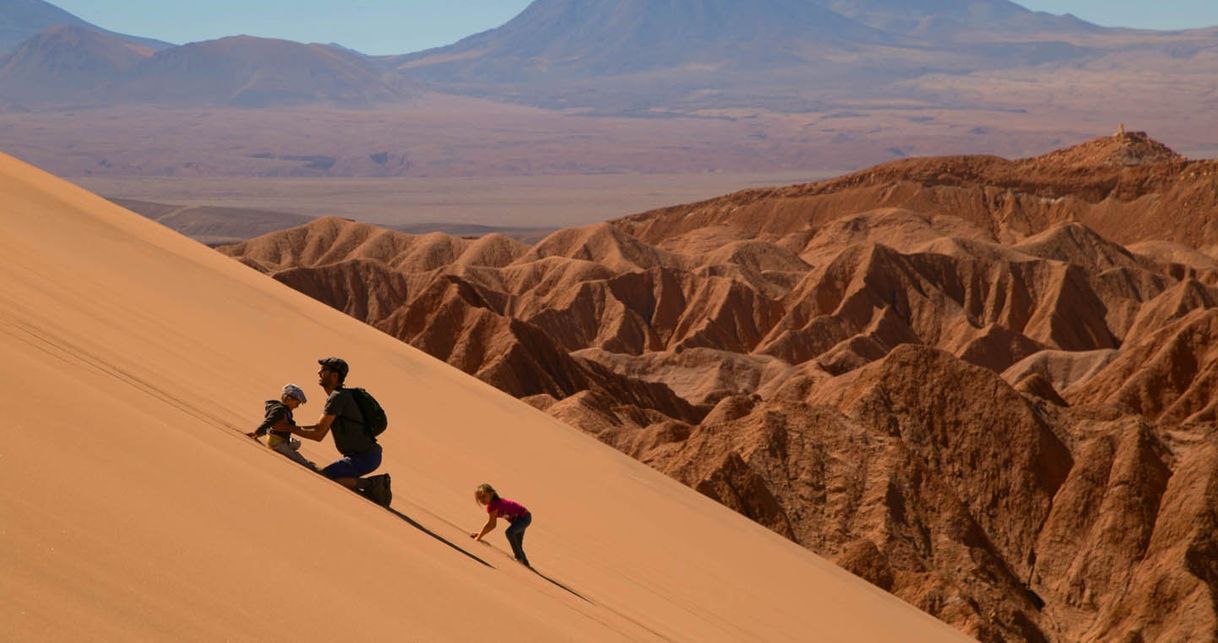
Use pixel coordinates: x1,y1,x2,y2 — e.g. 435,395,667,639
470,483,532,567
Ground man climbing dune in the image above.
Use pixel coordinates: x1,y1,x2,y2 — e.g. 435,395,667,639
292,357,392,507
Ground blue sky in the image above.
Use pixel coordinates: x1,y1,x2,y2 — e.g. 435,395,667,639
52,0,1218,55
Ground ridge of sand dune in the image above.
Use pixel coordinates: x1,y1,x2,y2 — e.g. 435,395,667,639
221,134,1218,641
0,151,966,641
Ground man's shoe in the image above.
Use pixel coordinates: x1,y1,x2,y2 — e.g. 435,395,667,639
380,473,393,507
368,474,392,507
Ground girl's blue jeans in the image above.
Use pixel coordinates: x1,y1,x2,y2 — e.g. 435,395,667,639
505,513,532,566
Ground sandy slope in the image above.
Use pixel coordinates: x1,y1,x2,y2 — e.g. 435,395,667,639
0,151,962,641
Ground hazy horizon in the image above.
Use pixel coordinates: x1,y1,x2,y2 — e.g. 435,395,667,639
48,0,1218,55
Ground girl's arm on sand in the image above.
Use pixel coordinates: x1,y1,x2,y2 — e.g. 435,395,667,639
470,514,497,541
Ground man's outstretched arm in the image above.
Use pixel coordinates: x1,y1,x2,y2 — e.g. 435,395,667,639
293,414,336,441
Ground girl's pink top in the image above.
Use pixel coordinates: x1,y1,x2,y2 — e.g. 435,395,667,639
487,497,529,521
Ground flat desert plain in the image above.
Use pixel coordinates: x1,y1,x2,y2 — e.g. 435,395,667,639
76,170,832,230
6,91,1206,183
0,152,964,641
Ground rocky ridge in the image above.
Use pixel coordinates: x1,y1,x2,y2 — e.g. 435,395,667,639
220,133,1218,641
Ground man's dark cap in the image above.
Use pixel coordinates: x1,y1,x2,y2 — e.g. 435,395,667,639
318,357,349,378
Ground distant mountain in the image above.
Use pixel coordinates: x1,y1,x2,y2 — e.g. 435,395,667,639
398,0,890,81
123,36,413,107
814,0,1099,37
0,30,416,107
393,0,1111,111
3,0,1217,178
0,0,169,54
0,26,150,103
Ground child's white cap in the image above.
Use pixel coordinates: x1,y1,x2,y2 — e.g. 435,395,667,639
282,383,308,404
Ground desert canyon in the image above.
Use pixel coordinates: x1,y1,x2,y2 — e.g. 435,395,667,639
222,132,1218,641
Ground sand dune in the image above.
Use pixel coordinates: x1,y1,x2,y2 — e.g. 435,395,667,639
0,151,964,640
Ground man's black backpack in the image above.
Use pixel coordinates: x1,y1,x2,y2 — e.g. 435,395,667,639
346,387,388,437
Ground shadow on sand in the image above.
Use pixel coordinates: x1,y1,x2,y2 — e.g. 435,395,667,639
353,481,591,606
250,444,495,569
386,507,496,568
528,566,593,604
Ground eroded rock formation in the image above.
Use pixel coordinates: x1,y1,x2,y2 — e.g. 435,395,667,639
221,134,1218,641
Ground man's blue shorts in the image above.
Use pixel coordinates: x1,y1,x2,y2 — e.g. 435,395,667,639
321,447,382,480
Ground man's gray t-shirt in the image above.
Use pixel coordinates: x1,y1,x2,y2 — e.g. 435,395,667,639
324,388,378,456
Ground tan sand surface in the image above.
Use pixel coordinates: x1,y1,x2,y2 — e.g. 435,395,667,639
0,151,963,641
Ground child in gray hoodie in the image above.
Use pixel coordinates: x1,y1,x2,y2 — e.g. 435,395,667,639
247,384,316,470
